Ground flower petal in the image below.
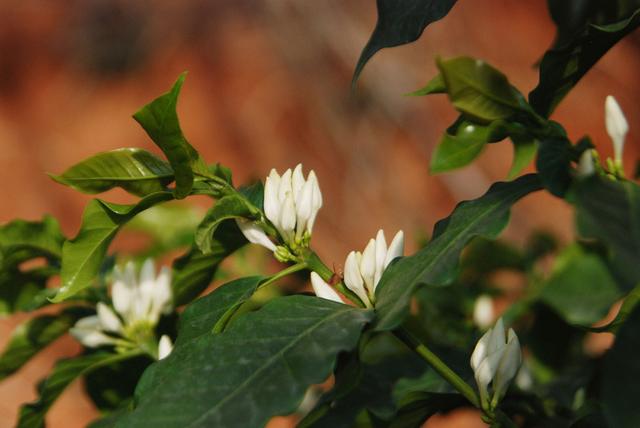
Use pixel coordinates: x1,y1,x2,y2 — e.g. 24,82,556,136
373,230,388,286
576,149,595,178
158,335,174,360
310,272,343,304
493,329,522,401
359,238,377,295
264,169,281,225
344,251,370,307
236,219,277,252
97,302,123,333
605,95,628,163
473,295,494,329
384,230,404,268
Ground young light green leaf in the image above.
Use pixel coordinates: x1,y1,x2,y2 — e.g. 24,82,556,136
53,192,174,303
374,174,542,331
133,73,204,199
574,177,640,290
539,245,621,326
436,56,523,123
176,276,264,344
507,138,537,180
602,304,640,428
194,194,258,254
118,296,373,428
172,222,246,307
406,74,446,96
0,308,87,381
18,352,139,428
353,0,458,87
530,7,640,117
50,148,174,197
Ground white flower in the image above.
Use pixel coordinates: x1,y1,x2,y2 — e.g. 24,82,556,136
470,318,521,410
235,219,277,252
473,295,494,329
264,164,322,247
70,259,173,353
158,335,173,360
309,272,343,304
605,95,628,165
576,149,595,178
343,230,404,308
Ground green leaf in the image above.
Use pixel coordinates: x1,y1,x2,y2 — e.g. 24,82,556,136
119,296,373,428
84,356,150,412
590,284,640,333
171,221,246,307
50,148,174,197
0,215,64,268
0,268,55,315
530,7,640,117
390,392,464,428
53,192,174,302
0,308,87,381
539,245,621,326
18,352,138,428
194,194,257,254
602,304,640,428
574,177,640,289
133,73,203,199
536,136,572,197
407,74,446,96
436,57,523,123
374,174,542,331
176,276,263,344
353,0,458,86
430,120,507,174
507,138,537,180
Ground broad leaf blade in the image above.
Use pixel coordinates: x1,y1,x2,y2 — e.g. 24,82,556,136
17,352,131,428
0,215,64,268
353,0,457,86
53,192,174,302
507,138,537,180
0,308,87,381
374,174,542,331
118,296,373,428
133,73,202,199
50,148,174,197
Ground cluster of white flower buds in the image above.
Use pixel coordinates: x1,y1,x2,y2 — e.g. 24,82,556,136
311,229,404,308
470,317,521,411
237,164,322,261
70,259,174,360
577,95,629,178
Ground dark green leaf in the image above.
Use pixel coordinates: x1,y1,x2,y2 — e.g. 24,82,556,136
539,245,621,326
590,284,640,333
50,148,174,197
176,276,263,344
407,74,446,96
18,352,136,428
0,215,64,268
0,308,88,381
84,356,150,412
194,194,257,254
133,73,204,199
574,177,640,289
172,221,246,307
353,0,457,86
430,120,507,174
536,137,572,197
437,57,523,123
602,304,640,428
390,392,464,428
0,268,56,315
530,7,640,117
374,174,542,331
119,296,373,428
53,192,174,302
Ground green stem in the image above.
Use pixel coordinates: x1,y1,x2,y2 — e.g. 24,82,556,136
303,250,367,308
259,262,308,289
394,327,480,408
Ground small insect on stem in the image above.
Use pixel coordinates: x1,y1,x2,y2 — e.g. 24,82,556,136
329,263,343,286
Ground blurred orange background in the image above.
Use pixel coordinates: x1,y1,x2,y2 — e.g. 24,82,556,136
0,0,639,426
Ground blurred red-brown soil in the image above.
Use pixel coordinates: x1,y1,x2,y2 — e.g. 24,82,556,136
0,0,639,426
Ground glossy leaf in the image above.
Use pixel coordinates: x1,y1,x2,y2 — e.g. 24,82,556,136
353,0,457,86
171,222,246,307
574,177,640,289
374,174,542,331
176,276,263,344
118,296,373,428
53,192,174,302
530,7,640,117
536,136,572,197
133,73,204,199
602,304,640,428
0,308,87,381
539,245,621,326
194,194,257,254
507,138,537,179
84,356,151,412
437,57,523,123
18,352,137,428
50,148,174,197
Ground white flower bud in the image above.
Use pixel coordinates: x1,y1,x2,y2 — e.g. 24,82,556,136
158,335,173,360
236,219,277,252
576,149,595,178
310,272,343,304
605,95,628,164
473,295,494,329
